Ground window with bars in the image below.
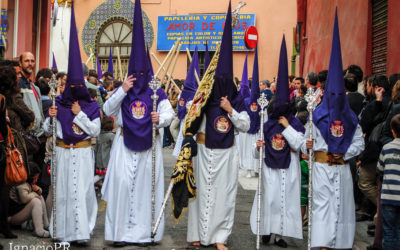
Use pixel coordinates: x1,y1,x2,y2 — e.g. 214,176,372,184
96,19,132,80
371,0,387,75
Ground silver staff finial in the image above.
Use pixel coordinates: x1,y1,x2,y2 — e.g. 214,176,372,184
257,92,269,111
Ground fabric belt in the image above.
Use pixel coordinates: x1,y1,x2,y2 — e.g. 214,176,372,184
314,151,346,166
56,139,91,148
195,133,235,146
120,128,159,136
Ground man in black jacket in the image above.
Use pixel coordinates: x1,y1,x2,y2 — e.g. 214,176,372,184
345,73,365,117
359,75,391,220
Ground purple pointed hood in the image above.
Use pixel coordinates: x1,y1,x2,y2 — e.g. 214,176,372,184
96,55,103,79
120,0,167,151
52,53,58,70
205,1,246,149
204,41,211,72
178,46,199,120
55,2,100,145
107,47,113,75
263,35,305,169
313,8,358,154
239,52,250,99
245,47,261,134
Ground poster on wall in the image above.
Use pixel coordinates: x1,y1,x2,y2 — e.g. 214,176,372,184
157,14,256,51
0,9,7,47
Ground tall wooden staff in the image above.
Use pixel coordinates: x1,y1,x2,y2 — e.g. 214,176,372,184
304,87,321,250
255,93,268,250
48,75,58,240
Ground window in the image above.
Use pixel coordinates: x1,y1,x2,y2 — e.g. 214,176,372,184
371,0,388,75
96,19,132,80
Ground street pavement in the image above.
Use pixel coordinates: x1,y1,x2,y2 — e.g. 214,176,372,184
1,148,373,250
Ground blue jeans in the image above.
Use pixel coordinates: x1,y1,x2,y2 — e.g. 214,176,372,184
382,204,400,250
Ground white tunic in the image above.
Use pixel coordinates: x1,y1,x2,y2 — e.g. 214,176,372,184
238,132,259,172
101,87,174,243
172,119,184,158
250,125,304,239
187,109,250,245
300,123,364,249
44,111,101,242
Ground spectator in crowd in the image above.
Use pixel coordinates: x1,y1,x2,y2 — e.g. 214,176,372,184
317,70,328,91
345,64,364,94
56,72,67,95
305,71,318,89
0,66,35,240
377,114,400,250
388,73,400,95
36,78,52,116
381,80,400,145
8,164,49,238
0,92,15,245
270,81,277,94
101,78,114,100
89,70,98,81
345,73,365,117
19,52,45,138
103,71,113,81
94,116,115,192
359,75,392,225
35,68,53,83
294,77,305,90
83,63,103,109
113,80,122,90
289,75,296,100
259,80,273,101
51,68,58,76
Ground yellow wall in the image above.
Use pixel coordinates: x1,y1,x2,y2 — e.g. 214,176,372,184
75,0,297,82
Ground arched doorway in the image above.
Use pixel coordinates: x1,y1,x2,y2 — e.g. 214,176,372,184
96,18,132,80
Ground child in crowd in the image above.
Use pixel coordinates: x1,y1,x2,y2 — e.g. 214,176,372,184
377,114,400,250
94,116,115,193
9,164,50,238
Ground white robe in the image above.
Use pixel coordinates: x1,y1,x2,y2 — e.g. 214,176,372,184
239,132,259,172
172,119,184,158
250,125,304,239
43,111,101,242
187,109,250,245
300,123,364,249
101,87,174,243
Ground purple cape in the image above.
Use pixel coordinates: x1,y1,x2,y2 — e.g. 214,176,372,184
205,2,246,149
121,0,167,151
264,36,304,169
178,47,199,120
56,2,100,145
313,9,358,154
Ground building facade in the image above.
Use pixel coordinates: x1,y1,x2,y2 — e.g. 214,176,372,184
2,0,299,82
2,0,52,71
298,0,400,77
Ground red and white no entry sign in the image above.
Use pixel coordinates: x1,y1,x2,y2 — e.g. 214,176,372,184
244,25,258,49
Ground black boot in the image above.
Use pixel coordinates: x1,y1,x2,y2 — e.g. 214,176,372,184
0,186,17,239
